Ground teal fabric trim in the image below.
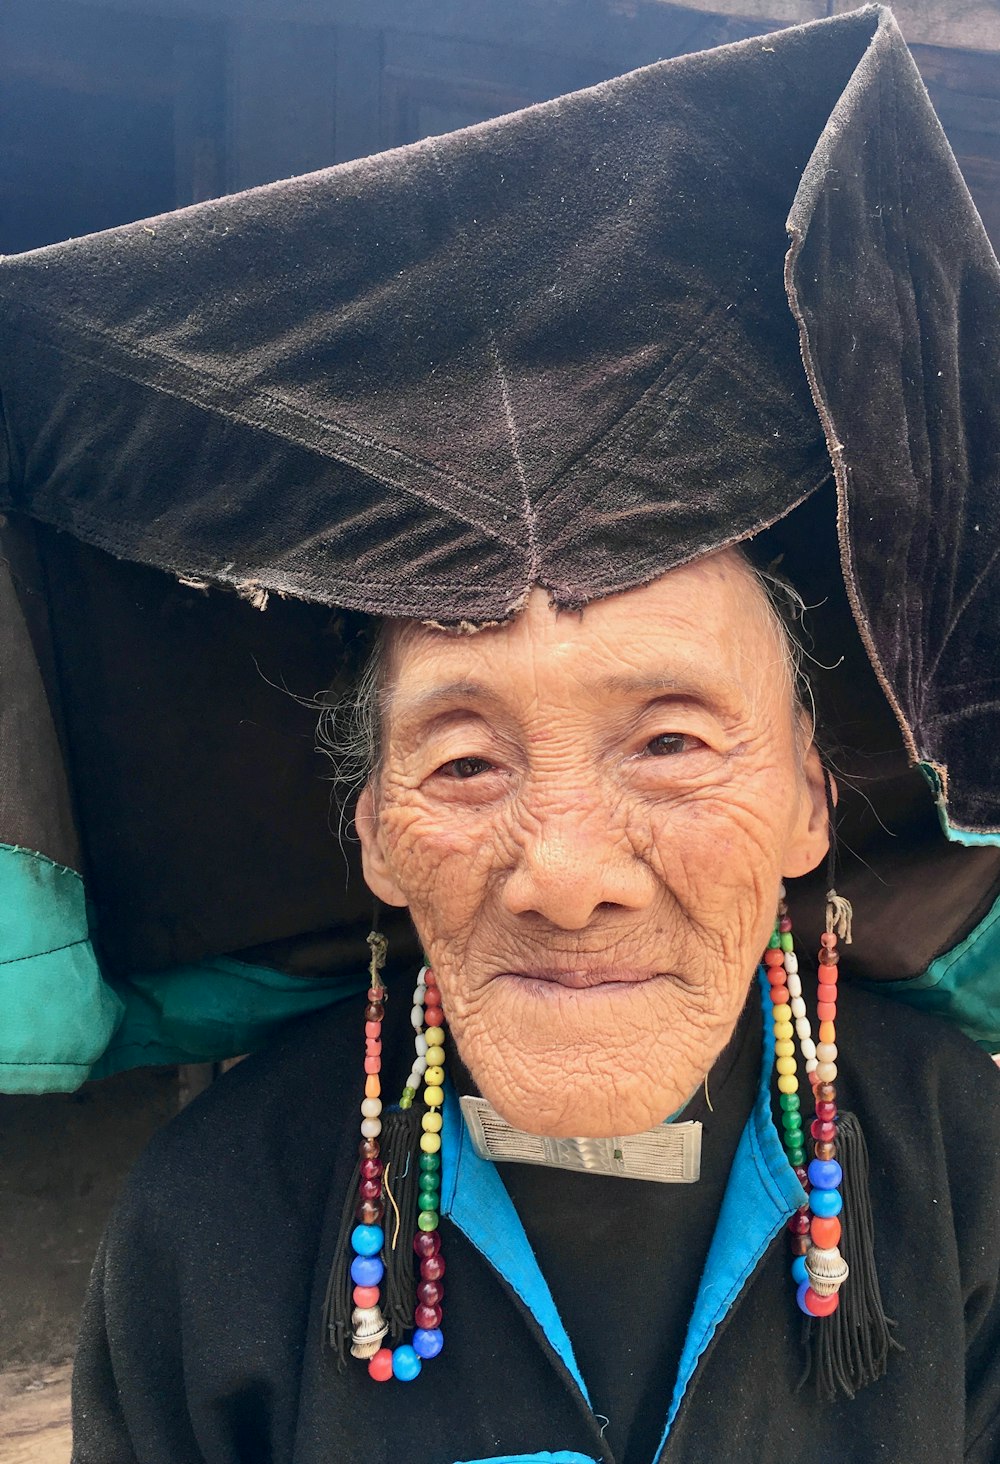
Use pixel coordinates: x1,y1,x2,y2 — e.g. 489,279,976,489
91,960,367,1080
440,1076,591,1403
454,1455,598,1463
869,889,1000,1051
660,971,803,1442
0,843,124,1093
919,762,1000,847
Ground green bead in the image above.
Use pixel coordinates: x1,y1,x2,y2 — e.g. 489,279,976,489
399,1096,412,1110
419,1152,441,1173
787,1146,806,1166
768,931,781,949
419,1172,439,1194
782,1111,802,1133
780,1093,801,1112
418,1191,440,1212
402,1086,416,1100
780,932,794,952
417,1210,439,1232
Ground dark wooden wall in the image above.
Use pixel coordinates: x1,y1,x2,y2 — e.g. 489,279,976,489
3,0,998,255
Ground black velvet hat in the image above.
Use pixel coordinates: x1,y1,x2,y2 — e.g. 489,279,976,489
1,4,997,1090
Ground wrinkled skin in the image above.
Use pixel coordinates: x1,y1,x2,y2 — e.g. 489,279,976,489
357,550,829,1138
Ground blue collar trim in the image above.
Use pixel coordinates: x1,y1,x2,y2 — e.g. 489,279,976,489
440,968,804,1443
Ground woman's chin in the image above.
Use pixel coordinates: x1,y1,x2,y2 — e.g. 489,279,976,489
469,1066,694,1140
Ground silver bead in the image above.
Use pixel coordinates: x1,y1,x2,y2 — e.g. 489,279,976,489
350,1304,389,1359
806,1245,850,1297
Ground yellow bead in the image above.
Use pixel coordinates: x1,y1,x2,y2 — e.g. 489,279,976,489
771,1004,791,1025
777,1073,799,1095
773,1022,794,1042
422,1111,443,1133
420,1131,442,1154
423,1084,444,1107
425,1065,445,1086
776,1056,797,1076
775,1039,795,1058
426,1027,445,1048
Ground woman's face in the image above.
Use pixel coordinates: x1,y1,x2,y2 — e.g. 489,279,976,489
357,550,828,1137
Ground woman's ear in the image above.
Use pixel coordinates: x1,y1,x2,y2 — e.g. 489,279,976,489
356,782,409,908
782,738,834,880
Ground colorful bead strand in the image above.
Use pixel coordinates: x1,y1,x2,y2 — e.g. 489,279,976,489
349,970,390,1361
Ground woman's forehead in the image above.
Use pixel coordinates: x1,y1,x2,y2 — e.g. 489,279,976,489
383,550,785,715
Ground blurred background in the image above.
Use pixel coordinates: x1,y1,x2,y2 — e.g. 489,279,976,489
1,0,999,1455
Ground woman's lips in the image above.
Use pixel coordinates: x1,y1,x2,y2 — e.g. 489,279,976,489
498,968,663,991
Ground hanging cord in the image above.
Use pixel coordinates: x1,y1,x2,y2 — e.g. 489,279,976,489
322,1152,363,1369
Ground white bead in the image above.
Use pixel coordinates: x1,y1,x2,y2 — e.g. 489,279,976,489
360,1117,382,1139
786,972,802,998
418,964,430,982
790,995,806,1018
783,952,798,976
805,1057,819,1074
816,1061,838,1082
800,1037,817,1062
408,1070,423,1091
411,985,425,1005
361,1097,382,1119
795,1016,811,1038
411,1005,424,1030
411,1053,427,1077
415,1033,428,1056
817,1042,838,1063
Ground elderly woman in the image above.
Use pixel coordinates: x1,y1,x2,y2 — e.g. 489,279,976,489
1,6,999,1463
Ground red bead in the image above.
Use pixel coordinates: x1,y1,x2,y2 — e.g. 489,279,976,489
360,1158,383,1182
768,986,790,1006
788,1211,811,1235
817,1002,836,1022
413,1231,441,1258
816,1082,837,1103
793,1166,809,1186
815,1100,837,1121
779,918,793,934
365,1037,382,1056
766,965,787,986
811,1216,841,1248
417,1279,443,1306
364,1056,381,1074
415,1303,443,1329
356,1199,384,1224
424,1007,445,1027
810,1119,837,1143
817,983,838,1004
368,1348,394,1382
820,932,837,949
359,1178,382,1201
803,1286,840,1317
764,949,785,967
364,1001,385,1022
367,987,384,1002
818,948,840,966
364,1020,381,1039
359,1138,380,1160
354,1284,380,1308
420,1254,446,1281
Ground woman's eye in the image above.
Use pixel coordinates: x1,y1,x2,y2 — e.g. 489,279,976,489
644,733,695,757
438,756,493,779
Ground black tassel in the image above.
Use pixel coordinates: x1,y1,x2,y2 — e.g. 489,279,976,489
379,1104,422,1340
321,1105,422,1366
799,1110,902,1400
322,1153,362,1369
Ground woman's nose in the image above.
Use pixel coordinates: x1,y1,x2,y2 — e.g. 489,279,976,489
500,798,656,929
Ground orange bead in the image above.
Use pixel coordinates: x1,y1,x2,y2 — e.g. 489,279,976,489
817,983,838,1004
817,1001,836,1021
819,1020,836,1045
811,1215,841,1248
365,1074,381,1099
766,965,787,985
769,986,790,1006
764,949,785,967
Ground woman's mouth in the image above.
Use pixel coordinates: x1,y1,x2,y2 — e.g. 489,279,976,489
497,967,664,992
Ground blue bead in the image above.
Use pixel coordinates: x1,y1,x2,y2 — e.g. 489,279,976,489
391,1344,422,1381
350,1254,384,1287
809,1186,843,1218
351,1223,384,1257
413,1327,444,1360
796,1279,813,1315
791,1255,809,1286
807,1159,843,1191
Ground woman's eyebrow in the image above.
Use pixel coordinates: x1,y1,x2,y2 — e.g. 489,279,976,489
389,680,505,725
599,671,746,712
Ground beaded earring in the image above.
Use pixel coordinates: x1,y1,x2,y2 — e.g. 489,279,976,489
324,933,447,1383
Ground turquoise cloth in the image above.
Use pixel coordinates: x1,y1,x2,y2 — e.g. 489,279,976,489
1,837,998,1094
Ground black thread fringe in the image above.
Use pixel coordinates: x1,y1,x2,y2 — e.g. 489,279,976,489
798,1110,902,1400
322,1153,362,1370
